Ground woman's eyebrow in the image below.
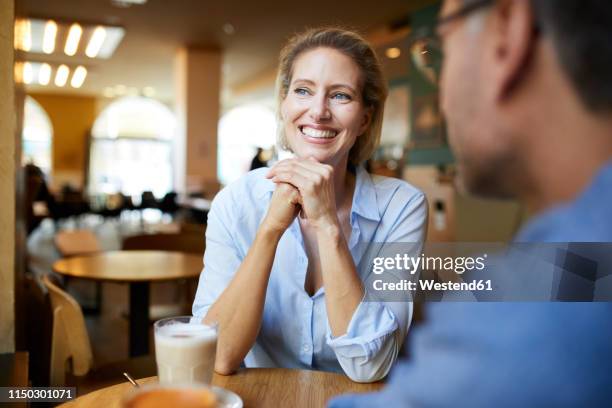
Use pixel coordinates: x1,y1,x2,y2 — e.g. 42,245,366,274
292,78,357,94
329,83,357,94
292,78,315,86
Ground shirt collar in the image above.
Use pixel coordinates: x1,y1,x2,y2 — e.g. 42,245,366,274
351,165,381,223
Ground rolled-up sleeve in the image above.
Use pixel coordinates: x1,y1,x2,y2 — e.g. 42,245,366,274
192,188,244,321
326,292,402,383
327,191,428,383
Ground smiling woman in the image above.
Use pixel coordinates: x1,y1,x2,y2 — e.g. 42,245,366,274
193,27,428,383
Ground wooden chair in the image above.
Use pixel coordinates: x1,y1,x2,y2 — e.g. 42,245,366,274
42,274,94,386
42,274,155,394
54,229,103,312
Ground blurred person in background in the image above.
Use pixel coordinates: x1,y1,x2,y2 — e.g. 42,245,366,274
193,27,427,382
330,0,612,406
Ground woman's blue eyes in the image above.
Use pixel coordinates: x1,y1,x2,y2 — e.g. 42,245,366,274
293,88,351,101
332,93,350,101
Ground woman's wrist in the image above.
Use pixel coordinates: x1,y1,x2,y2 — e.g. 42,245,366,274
312,215,342,239
259,217,288,240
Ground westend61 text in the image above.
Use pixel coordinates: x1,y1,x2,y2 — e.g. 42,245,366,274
372,279,493,292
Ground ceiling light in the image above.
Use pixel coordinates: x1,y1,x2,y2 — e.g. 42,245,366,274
385,47,401,59
86,26,107,58
64,23,82,56
42,20,57,54
103,87,115,98
55,64,69,87
142,86,156,97
70,66,87,88
114,84,127,95
23,62,33,84
223,23,235,35
14,19,32,51
38,63,52,85
15,19,124,59
14,62,24,84
111,0,148,8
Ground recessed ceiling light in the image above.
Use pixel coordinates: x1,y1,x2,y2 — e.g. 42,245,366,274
64,23,82,56
42,20,57,54
103,87,115,98
14,19,124,59
385,47,401,59
223,23,235,35
70,66,87,88
38,63,52,85
86,26,107,58
114,84,127,95
14,62,24,84
55,64,69,87
111,0,147,8
142,86,156,97
14,19,32,52
23,62,33,84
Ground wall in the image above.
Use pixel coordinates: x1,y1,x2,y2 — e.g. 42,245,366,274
29,93,97,190
0,0,15,353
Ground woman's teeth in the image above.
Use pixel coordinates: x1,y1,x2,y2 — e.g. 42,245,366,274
300,126,337,139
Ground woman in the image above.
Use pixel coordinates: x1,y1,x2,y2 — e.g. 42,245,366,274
193,27,427,383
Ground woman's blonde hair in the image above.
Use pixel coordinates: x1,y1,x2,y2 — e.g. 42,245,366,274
276,27,388,165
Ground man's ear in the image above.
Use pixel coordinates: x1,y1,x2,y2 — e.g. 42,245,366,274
491,0,537,101
359,106,374,136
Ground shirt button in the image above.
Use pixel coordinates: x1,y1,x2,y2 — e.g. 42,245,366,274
302,344,311,352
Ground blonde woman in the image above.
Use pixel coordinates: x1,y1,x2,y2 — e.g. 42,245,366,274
193,27,427,383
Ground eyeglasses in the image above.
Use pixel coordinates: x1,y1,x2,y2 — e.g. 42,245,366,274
409,0,495,85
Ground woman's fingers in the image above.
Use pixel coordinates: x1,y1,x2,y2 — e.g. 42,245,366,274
268,158,333,187
271,168,316,193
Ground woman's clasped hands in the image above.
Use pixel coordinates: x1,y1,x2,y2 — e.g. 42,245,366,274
264,157,339,232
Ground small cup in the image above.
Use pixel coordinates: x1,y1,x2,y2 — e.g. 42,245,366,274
154,316,218,385
123,383,217,408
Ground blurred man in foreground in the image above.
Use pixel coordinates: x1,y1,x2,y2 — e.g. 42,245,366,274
330,0,612,406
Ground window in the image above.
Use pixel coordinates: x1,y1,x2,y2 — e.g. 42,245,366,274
89,96,176,197
217,104,277,185
22,96,53,174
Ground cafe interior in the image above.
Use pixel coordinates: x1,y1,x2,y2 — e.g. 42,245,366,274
1,0,529,405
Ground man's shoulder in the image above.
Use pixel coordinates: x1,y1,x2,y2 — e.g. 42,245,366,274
516,163,612,242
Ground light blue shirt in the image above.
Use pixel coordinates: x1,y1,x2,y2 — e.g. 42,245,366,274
193,165,427,382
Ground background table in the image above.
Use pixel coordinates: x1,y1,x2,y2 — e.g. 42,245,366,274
60,368,384,408
53,250,203,357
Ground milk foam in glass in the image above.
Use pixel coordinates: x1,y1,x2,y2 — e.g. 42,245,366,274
154,316,217,385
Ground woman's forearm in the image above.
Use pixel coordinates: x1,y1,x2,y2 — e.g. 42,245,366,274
316,220,364,337
204,224,283,374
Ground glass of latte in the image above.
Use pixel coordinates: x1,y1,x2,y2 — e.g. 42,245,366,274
154,316,218,385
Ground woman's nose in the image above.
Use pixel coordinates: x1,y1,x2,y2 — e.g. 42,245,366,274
308,95,331,121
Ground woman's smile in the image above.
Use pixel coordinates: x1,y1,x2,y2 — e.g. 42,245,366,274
298,125,340,144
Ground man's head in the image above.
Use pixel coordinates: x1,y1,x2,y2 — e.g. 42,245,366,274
438,0,612,200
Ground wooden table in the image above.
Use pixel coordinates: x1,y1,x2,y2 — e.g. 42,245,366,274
53,250,203,357
59,368,384,408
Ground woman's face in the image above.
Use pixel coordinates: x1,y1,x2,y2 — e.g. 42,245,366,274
281,47,371,167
